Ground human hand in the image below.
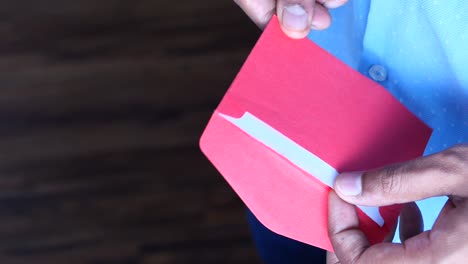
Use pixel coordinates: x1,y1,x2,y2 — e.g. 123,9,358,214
327,144,468,263
233,0,348,39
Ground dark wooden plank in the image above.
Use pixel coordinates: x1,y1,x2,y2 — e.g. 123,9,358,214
0,0,262,263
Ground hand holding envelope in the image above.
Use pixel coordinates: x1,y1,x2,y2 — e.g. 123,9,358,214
234,0,348,38
328,144,468,263
200,17,431,251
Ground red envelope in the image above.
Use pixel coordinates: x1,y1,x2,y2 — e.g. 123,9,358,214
200,17,432,251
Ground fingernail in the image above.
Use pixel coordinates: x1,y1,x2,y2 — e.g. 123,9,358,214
282,4,309,31
335,172,363,196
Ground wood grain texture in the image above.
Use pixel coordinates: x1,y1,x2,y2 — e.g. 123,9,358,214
0,0,261,263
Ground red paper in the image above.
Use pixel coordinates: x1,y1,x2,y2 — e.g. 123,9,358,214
200,17,432,251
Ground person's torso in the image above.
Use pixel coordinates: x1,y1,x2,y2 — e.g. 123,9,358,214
307,0,467,239
308,0,467,155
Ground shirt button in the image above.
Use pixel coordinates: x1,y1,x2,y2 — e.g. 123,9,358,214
368,64,388,82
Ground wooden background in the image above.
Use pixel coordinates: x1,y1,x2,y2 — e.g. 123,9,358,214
0,0,261,263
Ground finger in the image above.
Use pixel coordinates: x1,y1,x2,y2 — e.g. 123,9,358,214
432,197,466,231
428,198,468,261
334,144,468,206
233,0,276,29
399,202,424,243
328,190,370,263
277,1,329,39
383,218,397,242
326,251,340,264
310,3,331,30
328,191,431,263
317,0,348,9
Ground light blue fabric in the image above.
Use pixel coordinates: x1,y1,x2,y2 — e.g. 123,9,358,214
308,0,467,242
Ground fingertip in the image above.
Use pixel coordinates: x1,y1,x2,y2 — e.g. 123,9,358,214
320,0,349,9
334,171,363,197
279,3,331,36
399,202,424,242
328,190,371,264
311,4,332,30
328,189,359,235
281,28,311,39
327,189,340,212
326,251,339,264
328,189,349,212
234,0,275,29
280,4,312,39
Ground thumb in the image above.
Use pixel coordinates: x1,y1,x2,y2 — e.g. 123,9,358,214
333,145,468,206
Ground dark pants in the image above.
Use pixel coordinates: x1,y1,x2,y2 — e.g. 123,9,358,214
247,210,326,263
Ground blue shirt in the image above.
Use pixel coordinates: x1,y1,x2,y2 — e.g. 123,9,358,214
308,0,468,242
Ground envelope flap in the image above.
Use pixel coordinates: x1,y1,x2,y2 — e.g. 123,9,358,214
201,111,403,251
201,112,334,250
